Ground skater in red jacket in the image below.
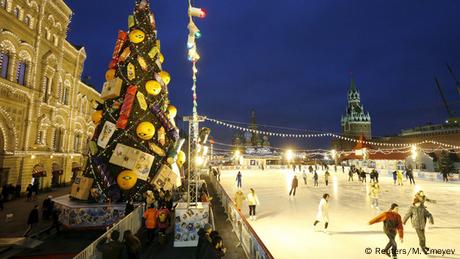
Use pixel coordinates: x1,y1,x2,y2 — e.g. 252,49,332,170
369,203,404,259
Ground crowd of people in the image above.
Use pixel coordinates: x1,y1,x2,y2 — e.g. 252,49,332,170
196,223,227,259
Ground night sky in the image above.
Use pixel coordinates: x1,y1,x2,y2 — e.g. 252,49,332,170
66,0,460,149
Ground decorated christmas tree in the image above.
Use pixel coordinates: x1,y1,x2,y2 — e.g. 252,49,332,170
82,0,186,202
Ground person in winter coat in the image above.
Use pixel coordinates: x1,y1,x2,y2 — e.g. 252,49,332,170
403,198,434,254
392,171,397,185
348,169,354,181
406,169,415,185
24,205,39,237
302,170,307,185
236,171,242,188
247,188,260,221
233,189,245,211
96,229,124,259
324,170,330,186
143,205,158,242
202,235,226,259
313,194,330,232
123,230,141,259
415,191,436,206
42,196,54,220
396,170,403,186
313,171,319,186
289,175,299,196
125,200,135,216
368,183,380,210
374,169,379,183
369,203,404,259
196,224,213,259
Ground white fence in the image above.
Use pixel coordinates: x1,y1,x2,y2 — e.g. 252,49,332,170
73,205,145,259
209,174,275,259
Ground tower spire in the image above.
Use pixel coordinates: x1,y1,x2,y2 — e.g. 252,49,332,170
349,73,357,92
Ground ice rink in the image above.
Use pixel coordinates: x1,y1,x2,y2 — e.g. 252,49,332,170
218,169,460,259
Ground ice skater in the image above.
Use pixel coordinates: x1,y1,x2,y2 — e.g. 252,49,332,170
233,189,245,211
289,175,298,196
396,170,403,186
392,171,397,185
415,191,436,206
348,168,354,181
403,197,434,255
313,194,330,232
368,183,380,211
324,170,330,186
406,169,415,185
236,171,242,188
247,188,260,221
313,171,319,187
302,170,307,185
368,203,404,259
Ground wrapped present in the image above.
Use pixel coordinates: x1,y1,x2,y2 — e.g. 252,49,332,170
70,176,94,200
150,164,177,191
137,56,148,71
116,85,137,129
101,77,123,100
149,13,156,29
148,46,159,59
150,104,179,142
149,142,166,157
136,92,148,111
127,63,136,81
158,127,165,146
109,143,154,181
109,31,127,69
97,121,117,148
128,15,135,28
92,157,115,187
119,47,131,63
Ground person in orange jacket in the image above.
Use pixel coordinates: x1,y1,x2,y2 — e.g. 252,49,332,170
369,203,404,259
143,204,158,242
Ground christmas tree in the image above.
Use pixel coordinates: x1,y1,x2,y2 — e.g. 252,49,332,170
83,0,186,202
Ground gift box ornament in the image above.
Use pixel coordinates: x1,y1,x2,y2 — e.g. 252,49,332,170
109,31,127,69
137,56,148,71
109,143,154,181
127,63,136,81
149,142,166,157
150,104,179,142
116,85,137,129
158,127,166,146
128,15,135,28
148,46,159,60
101,77,123,100
70,176,94,200
136,92,148,111
150,164,177,191
119,47,131,63
97,121,117,148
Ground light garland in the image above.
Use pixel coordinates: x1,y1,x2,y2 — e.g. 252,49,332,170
206,117,460,149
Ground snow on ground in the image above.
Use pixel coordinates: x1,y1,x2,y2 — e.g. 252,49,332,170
219,169,460,259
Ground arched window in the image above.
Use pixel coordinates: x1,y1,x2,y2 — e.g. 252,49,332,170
42,76,50,102
13,6,19,18
57,81,63,103
16,61,27,86
63,87,69,105
0,51,9,79
74,133,81,152
53,128,62,151
24,15,30,26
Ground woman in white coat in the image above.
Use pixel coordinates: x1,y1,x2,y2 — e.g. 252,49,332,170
247,188,260,221
313,193,330,231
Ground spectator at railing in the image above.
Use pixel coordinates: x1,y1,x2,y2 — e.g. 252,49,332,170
123,230,141,259
125,200,135,216
96,229,124,259
157,203,170,245
196,223,213,259
143,204,158,242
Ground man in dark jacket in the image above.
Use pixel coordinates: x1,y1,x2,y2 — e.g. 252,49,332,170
196,224,212,259
369,203,404,259
24,205,39,237
42,196,54,220
403,198,434,254
97,230,124,259
289,175,298,196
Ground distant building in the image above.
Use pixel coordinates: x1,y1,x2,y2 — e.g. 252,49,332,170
232,110,270,149
0,0,101,191
333,77,372,150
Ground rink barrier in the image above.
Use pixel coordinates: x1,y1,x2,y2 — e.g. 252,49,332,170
73,205,145,259
209,174,275,259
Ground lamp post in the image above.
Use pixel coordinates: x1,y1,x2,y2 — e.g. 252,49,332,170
286,150,293,169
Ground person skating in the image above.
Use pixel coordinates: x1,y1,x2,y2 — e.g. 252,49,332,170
236,171,242,188
396,170,403,186
24,205,39,237
289,175,299,196
42,195,54,220
360,169,367,183
392,171,397,185
407,169,415,185
313,194,330,233
233,189,245,211
313,171,319,187
302,170,307,185
403,198,434,254
415,191,436,206
442,171,449,182
348,168,354,181
374,169,379,183
368,203,404,259
368,183,380,210
324,170,330,186
247,188,260,221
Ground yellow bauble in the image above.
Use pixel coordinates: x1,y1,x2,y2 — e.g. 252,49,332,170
159,53,164,64
129,29,145,44
177,150,186,166
145,80,162,95
105,69,116,81
91,110,103,124
117,170,137,190
136,122,155,140
159,71,171,85
167,105,177,118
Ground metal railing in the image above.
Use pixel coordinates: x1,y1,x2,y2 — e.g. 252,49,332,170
209,174,275,259
73,205,145,259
